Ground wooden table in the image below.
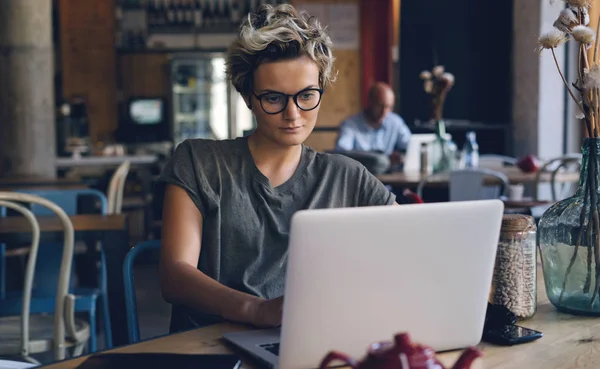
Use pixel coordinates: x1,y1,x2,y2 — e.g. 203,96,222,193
0,214,130,347
0,184,88,191
0,176,85,190
377,167,580,187
55,155,158,169
40,269,600,369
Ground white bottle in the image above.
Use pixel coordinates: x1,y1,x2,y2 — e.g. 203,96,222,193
462,131,479,168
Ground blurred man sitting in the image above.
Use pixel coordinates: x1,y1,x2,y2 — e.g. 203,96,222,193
334,82,412,174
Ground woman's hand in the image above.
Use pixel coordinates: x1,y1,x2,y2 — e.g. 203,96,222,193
250,296,284,328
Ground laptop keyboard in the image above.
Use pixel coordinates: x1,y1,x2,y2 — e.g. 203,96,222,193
259,342,280,356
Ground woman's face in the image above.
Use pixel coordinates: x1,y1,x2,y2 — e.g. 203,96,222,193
247,56,321,148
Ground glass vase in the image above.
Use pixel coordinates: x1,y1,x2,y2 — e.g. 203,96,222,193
430,120,457,173
538,138,600,315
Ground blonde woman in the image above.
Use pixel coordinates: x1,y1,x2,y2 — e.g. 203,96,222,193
158,4,397,333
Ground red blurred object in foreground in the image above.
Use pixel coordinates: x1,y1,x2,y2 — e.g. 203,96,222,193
403,189,424,204
319,332,482,369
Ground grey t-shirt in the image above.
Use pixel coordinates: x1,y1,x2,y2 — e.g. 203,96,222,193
158,137,395,332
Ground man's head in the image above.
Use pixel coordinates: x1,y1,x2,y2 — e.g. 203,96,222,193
365,82,395,128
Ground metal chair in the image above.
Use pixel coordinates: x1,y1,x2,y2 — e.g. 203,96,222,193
534,154,582,202
417,168,509,201
123,240,161,344
107,161,131,215
0,193,90,362
1,189,112,352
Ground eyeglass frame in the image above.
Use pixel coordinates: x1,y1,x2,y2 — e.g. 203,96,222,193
251,87,324,115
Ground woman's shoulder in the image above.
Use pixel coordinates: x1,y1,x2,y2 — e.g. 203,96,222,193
181,137,245,155
171,137,246,164
163,137,247,177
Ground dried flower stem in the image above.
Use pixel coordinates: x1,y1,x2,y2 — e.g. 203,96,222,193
595,89,600,134
551,48,590,134
585,219,594,293
589,152,600,307
594,13,600,62
559,178,590,303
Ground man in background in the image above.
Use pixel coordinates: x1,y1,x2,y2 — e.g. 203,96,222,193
334,82,412,174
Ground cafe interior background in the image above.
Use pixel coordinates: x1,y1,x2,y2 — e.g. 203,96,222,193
1,0,599,365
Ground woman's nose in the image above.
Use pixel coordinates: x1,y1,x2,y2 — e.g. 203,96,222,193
283,97,301,120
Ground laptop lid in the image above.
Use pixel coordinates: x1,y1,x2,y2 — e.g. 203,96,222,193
278,200,503,369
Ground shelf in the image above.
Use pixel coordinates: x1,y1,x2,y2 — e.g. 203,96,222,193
148,25,240,35
173,83,226,93
175,113,208,122
116,47,227,54
173,85,200,94
117,4,145,11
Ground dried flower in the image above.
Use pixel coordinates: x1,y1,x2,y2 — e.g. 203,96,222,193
566,0,592,8
583,64,600,89
554,8,579,33
572,25,596,45
419,66,455,121
424,80,433,93
440,72,455,86
573,6,591,25
538,28,568,49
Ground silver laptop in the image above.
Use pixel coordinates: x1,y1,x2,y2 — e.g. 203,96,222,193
223,200,504,369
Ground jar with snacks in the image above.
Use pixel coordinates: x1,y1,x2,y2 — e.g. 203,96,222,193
489,214,537,319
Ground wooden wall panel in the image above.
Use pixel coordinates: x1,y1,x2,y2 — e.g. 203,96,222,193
292,0,361,151
118,53,170,101
303,131,339,153
59,0,117,143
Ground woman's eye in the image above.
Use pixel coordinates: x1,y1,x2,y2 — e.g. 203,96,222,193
265,94,283,103
300,93,314,100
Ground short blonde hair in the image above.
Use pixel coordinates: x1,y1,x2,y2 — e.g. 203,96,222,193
226,4,335,96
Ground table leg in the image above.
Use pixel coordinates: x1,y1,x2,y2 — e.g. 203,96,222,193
102,229,130,347
74,235,98,287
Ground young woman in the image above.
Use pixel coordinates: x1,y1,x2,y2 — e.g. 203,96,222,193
158,4,396,333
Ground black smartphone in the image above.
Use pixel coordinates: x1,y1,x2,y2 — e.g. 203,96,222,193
482,324,543,346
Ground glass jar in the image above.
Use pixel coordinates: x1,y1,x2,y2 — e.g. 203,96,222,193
490,214,537,319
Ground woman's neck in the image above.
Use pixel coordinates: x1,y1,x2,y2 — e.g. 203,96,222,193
247,133,303,187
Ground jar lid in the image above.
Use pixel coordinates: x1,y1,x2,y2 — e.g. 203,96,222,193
501,214,536,232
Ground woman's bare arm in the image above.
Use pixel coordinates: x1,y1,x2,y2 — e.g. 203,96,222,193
159,184,282,327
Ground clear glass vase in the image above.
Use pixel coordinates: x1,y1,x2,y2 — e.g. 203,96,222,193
430,120,457,173
538,138,600,315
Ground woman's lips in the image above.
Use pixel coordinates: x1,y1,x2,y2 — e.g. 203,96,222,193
280,126,303,133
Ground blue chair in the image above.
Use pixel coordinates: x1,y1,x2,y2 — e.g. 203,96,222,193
123,240,161,344
0,244,5,301
0,189,112,352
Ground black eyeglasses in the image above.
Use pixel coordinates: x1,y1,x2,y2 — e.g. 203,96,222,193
252,88,324,115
